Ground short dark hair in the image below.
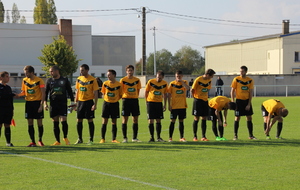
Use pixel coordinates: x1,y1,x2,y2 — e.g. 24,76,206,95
0,71,9,78
126,65,134,70
23,65,35,73
176,70,183,75
108,69,116,76
240,66,248,72
157,70,165,77
80,64,90,70
51,65,60,71
205,69,216,76
229,102,237,110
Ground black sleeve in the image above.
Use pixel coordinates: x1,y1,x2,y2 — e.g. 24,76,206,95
66,78,74,102
45,79,50,101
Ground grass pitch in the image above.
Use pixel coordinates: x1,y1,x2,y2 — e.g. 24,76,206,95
1,97,300,189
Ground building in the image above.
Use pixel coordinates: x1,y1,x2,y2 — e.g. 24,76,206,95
204,20,300,74
0,19,135,78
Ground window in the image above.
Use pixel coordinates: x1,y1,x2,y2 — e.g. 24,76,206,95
10,73,18,77
295,52,300,62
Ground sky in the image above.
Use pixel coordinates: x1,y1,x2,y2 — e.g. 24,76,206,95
2,0,300,61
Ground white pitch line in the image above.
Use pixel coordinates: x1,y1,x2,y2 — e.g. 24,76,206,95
0,151,177,190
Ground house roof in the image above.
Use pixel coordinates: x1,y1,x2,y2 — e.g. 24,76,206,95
204,30,300,48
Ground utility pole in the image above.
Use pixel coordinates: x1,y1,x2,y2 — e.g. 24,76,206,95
142,7,146,75
151,26,157,75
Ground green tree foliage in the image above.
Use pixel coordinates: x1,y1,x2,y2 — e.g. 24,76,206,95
135,58,142,75
34,0,48,24
12,3,20,23
0,1,4,23
147,49,173,75
47,0,57,24
38,36,82,77
20,16,26,24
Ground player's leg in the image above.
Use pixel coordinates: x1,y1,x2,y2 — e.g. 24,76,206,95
52,116,61,145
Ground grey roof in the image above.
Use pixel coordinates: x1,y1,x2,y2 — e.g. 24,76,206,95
204,30,300,48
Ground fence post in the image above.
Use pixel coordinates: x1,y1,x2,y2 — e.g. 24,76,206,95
286,85,288,97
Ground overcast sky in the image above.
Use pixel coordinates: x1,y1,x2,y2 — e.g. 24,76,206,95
2,0,300,61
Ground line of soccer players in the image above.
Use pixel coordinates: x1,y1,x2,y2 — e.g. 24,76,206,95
0,65,288,146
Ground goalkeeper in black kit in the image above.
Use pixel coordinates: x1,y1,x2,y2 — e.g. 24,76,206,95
44,66,75,145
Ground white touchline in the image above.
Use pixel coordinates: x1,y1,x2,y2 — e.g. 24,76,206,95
0,151,177,190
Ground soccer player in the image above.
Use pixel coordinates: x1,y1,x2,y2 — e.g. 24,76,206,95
145,70,168,142
100,69,123,143
0,71,15,147
167,70,189,142
262,99,288,140
230,65,256,140
120,65,141,143
208,96,236,141
44,66,75,145
74,64,98,145
191,69,215,141
18,66,45,147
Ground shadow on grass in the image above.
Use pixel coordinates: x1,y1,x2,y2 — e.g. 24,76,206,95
1,139,300,155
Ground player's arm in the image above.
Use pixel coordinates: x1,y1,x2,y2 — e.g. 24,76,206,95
230,87,236,102
223,109,228,127
264,114,272,135
66,79,75,102
91,90,98,111
215,109,222,126
163,92,167,112
39,86,45,113
246,88,253,111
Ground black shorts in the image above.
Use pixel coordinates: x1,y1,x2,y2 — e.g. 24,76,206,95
235,99,253,117
207,107,223,122
50,100,67,118
261,105,275,118
121,99,140,116
0,108,13,124
170,109,186,120
102,101,120,119
77,100,95,119
25,101,44,119
192,98,209,116
147,102,164,119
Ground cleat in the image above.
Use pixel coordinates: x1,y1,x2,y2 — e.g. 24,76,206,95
220,137,228,141
132,138,142,142
249,136,258,140
200,137,209,141
51,141,61,146
87,141,93,145
27,142,37,147
168,138,173,142
266,136,271,140
6,143,14,147
193,137,198,141
112,140,120,143
157,138,166,142
179,138,187,142
276,136,284,140
233,136,238,141
74,139,83,144
148,138,155,142
99,139,105,143
122,138,128,143
38,141,44,146
63,138,70,145
216,137,222,141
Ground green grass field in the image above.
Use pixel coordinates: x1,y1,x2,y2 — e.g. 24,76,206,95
1,97,300,190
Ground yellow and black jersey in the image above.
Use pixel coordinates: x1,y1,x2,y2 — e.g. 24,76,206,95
209,96,231,111
263,99,285,116
21,76,45,101
231,76,254,100
76,75,98,101
120,76,141,99
101,80,123,103
167,80,188,109
145,78,168,102
191,76,212,101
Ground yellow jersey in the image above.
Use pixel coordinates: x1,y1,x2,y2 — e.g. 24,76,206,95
76,75,98,101
145,78,168,102
21,76,45,101
101,80,123,103
263,99,285,116
231,76,254,100
191,76,212,101
167,80,188,109
209,96,231,111
120,76,141,99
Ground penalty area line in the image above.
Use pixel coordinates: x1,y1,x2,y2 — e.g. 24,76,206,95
0,151,176,190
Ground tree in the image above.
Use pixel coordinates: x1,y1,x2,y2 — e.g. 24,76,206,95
34,0,48,24
0,1,4,23
5,9,9,23
47,0,57,24
146,49,173,75
135,58,142,75
20,16,26,24
38,36,82,77
12,3,20,23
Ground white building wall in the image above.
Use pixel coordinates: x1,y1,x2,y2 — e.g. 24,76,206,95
282,34,300,73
